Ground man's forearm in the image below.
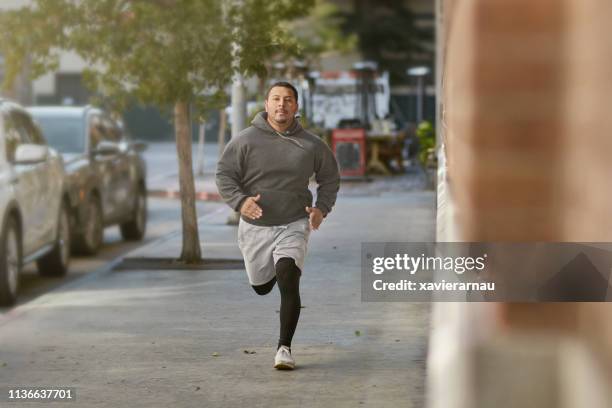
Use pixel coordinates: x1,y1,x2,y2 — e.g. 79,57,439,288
215,174,247,211
315,182,338,217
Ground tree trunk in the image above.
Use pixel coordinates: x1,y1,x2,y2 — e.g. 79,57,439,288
174,100,202,263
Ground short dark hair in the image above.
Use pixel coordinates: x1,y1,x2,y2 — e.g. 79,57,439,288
265,81,298,102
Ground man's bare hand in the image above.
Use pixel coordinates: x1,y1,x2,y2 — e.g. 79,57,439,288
305,206,324,230
240,194,262,220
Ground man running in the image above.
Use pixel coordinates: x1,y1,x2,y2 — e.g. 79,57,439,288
216,82,340,370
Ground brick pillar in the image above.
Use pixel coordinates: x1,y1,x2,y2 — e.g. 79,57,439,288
562,1,612,241
445,0,566,241
442,0,612,334
562,0,612,366
439,0,612,395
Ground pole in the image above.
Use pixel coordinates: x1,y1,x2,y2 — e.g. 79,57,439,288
230,0,247,139
218,108,227,153
231,74,247,139
196,119,205,176
227,0,246,225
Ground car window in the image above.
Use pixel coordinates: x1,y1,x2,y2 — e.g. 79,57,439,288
32,114,85,154
3,112,30,163
12,113,33,145
16,112,45,145
115,119,129,142
88,114,108,149
104,117,122,143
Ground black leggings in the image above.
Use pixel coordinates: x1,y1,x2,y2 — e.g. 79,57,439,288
251,257,301,349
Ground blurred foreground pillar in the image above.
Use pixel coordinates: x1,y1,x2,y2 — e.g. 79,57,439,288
431,0,612,407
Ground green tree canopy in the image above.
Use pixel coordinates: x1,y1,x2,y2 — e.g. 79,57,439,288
0,0,315,262
335,0,434,84
1,0,315,111
287,0,358,65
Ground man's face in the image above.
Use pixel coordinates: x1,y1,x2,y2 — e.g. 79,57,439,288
265,86,298,126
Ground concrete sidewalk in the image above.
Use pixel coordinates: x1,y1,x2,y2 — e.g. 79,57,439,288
0,179,434,407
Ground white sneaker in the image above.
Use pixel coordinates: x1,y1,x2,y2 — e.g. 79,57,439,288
274,345,295,370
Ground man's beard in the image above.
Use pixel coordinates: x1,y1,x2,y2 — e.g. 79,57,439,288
274,113,290,123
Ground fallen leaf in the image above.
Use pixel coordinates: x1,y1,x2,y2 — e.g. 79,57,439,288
354,330,361,336
212,352,220,357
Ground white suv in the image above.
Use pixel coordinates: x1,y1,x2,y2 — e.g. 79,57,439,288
0,100,71,306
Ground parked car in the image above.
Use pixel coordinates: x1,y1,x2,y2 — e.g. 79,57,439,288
28,106,147,255
0,99,71,306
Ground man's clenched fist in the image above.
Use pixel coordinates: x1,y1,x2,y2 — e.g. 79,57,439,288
240,194,263,220
305,206,324,230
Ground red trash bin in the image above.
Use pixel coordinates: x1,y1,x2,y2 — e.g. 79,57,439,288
331,128,366,177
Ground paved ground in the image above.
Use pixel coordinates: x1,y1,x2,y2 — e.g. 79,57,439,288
0,170,435,407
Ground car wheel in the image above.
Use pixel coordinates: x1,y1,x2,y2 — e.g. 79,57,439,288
120,185,147,241
0,217,21,306
37,202,70,277
74,196,103,255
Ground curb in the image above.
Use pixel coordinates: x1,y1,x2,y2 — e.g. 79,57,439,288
148,189,222,201
115,257,244,271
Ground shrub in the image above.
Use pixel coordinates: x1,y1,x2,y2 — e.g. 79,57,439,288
415,121,436,167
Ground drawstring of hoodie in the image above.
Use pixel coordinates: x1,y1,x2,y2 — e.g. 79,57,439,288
274,130,305,149
254,112,306,149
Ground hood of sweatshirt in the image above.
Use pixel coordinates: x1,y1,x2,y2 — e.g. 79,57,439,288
251,111,303,136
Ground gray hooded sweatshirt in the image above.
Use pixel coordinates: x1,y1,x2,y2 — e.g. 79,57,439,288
215,112,340,226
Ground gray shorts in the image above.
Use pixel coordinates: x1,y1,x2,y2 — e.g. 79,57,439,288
237,217,311,286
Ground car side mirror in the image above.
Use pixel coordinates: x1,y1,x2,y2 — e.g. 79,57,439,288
14,144,49,164
92,140,120,156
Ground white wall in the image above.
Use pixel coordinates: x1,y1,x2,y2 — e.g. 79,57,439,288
1,0,88,102
0,0,32,10
32,51,88,97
